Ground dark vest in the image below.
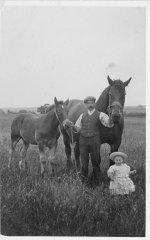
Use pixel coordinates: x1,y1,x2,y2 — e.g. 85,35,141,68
80,110,100,137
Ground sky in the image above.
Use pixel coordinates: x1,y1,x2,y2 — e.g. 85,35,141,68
0,3,146,108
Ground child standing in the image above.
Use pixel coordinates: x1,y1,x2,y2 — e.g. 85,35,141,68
107,152,136,195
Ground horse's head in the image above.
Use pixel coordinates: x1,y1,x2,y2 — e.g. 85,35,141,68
54,97,69,126
107,75,131,124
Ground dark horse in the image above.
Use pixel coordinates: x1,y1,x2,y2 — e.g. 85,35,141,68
62,76,131,170
8,97,69,177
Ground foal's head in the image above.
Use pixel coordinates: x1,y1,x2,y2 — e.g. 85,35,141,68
54,97,69,125
107,75,131,123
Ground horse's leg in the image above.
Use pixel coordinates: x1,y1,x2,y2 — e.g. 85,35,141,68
8,137,20,168
109,141,121,166
74,139,80,172
38,142,47,178
62,130,72,168
48,142,58,177
19,141,29,170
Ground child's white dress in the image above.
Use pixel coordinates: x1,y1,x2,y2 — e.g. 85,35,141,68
107,163,135,195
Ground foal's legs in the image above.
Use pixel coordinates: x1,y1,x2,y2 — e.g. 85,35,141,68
8,137,20,168
62,129,72,168
19,141,29,170
38,142,47,178
109,141,121,166
48,142,58,177
74,140,80,172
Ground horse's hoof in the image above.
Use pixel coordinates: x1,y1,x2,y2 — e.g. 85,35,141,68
8,165,12,172
76,171,81,177
57,177,61,183
41,172,44,179
67,161,73,169
19,161,22,169
19,161,27,170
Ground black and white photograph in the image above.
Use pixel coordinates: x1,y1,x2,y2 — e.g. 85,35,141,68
0,0,149,237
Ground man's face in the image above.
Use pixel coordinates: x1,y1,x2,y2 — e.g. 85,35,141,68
86,100,95,111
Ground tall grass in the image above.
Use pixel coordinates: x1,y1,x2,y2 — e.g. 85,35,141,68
0,113,145,236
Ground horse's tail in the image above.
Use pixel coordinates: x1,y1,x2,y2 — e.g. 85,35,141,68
11,114,25,141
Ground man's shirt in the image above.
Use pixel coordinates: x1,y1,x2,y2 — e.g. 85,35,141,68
75,109,114,130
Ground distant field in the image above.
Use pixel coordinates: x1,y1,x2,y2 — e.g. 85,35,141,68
0,105,146,115
124,106,145,113
0,112,145,236
123,106,145,117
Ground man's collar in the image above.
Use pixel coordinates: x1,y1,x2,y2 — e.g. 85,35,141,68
88,109,95,115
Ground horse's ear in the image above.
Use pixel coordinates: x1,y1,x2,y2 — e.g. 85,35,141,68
64,98,69,106
124,77,132,87
107,75,114,86
54,97,58,105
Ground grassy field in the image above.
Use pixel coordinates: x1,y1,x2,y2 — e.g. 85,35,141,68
0,112,145,236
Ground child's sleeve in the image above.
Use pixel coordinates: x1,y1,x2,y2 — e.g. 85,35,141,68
124,163,130,172
107,166,115,179
99,112,114,128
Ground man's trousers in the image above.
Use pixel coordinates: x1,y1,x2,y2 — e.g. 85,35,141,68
79,135,101,183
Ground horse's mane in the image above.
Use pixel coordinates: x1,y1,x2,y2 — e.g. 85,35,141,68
46,104,55,112
96,86,110,114
96,80,126,114
46,101,64,113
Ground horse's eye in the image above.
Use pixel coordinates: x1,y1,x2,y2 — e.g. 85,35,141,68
57,110,61,114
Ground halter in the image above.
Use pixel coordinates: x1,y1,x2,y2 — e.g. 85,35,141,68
70,126,74,145
70,125,78,144
108,101,123,112
54,108,66,129
107,88,127,151
54,108,76,140
107,86,124,118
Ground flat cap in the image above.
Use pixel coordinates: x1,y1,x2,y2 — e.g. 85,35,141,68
84,96,96,103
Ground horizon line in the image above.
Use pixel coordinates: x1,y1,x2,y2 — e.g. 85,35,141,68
0,104,146,109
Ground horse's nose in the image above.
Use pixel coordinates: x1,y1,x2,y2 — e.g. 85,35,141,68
112,113,121,123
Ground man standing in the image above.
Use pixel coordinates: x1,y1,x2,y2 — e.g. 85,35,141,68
72,96,113,184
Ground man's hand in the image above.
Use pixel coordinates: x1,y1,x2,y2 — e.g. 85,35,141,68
63,119,71,127
68,121,75,127
64,119,74,127
63,120,80,133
